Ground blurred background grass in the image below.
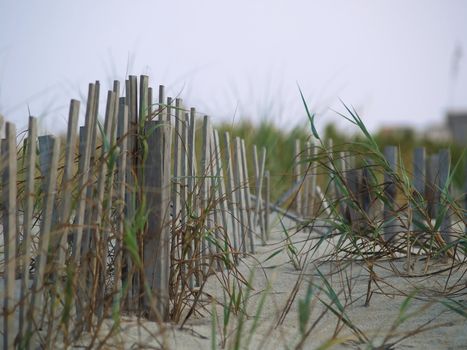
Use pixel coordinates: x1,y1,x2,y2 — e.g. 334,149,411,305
217,119,465,202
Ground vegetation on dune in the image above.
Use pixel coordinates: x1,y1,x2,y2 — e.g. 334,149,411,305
1,81,466,349
218,118,465,204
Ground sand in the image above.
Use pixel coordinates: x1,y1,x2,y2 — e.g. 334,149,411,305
71,214,467,350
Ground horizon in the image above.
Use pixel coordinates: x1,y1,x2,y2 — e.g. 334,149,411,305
1,0,466,135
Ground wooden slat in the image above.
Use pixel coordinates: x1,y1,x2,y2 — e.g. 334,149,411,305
383,146,398,242
56,99,80,268
264,170,270,240
125,75,139,311
139,75,149,122
209,129,229,269
171,98,182,270
412,147,426,233
345,167,362,228
223,132,239,255
464,155,467,235
2,122,18,350
26,135,60,348
187,108,197,210
294,139,302,214
336,150,348,217
187,108,201,284
166,97,173,124
438,149,451,244
112,80,121,139
241,139,255,253
213,129,233,264
70,83,98,337
81,81,101,262
309,141,318,218
326,138,336,203
426,154,440,219
233,137,247,256
252,146,266,244
158,85,165,121
143,120,172,321
302,142,311,218
113,97,128,310
172,98,182,222
71,83,97,261
148,87,153,118
200,116,213,272
18,117,37,343
93,91,117,319
179,112,188,231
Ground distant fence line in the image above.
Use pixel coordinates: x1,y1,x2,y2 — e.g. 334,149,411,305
289,137,464,245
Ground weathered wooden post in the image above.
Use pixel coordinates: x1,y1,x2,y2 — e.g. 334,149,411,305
55,100,79,269
148,86,153,116
465,154,467,235
224,132,240,258
308,141,318,218
438,149,451,244
426,153,440,220
26,135,60,348
234,137,248,255
264,170,271,240
71,83,97,262
2,122,18,350
337,151,348,217
140,75,149,121
253,145,266,244
383,146,398,242
201,115,214,273
143,120,172,321
327,138,337,203
171,98,182,273
241,139,255,253
187,108,200,284
294,139,302,215
302,142,311,218
345,167,362,229
412,147,426,232
18,117,37,343
158,85,165,121
213,129,234,265
113,97,128,311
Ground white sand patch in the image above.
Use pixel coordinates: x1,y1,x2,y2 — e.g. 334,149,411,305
67,214,467,349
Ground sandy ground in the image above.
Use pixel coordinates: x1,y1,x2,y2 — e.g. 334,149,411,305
75,214,467,350
2,214,466,349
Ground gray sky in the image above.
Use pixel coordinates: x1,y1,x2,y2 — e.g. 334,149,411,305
1,0,466,133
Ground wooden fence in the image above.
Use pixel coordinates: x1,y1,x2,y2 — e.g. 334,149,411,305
0,74,465,348
289,139,465,247
0,75,271,348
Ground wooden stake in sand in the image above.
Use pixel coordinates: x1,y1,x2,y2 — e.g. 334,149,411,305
2,122,18,350
264,170,271,240
143,120,172,321
294,139,302,215
383,146,398,242
241,139,255,253
234,137,248,256
224,132,240,257
438,149,451,244
253,146,266,244
18,117,37,344
412,147,426,231
113,97,128,310
26,135,60,349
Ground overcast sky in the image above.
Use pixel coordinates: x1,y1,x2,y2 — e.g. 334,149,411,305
1,0,466,134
